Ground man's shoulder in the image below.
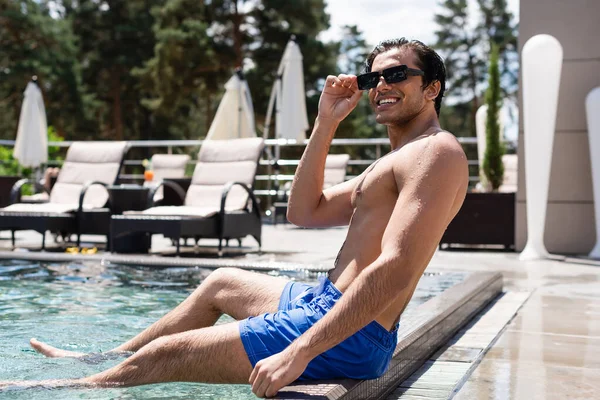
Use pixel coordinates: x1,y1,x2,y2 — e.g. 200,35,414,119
392,131,468,183
397,130,466,165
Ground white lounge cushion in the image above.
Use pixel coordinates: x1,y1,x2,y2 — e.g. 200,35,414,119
49,141,128,208
20,192,50,203
1,202,95,214
151,154,190,180
183,138,264,210
125,206,221,219
149,154,190,200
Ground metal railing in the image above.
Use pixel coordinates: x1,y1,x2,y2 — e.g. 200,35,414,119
0,137,480,209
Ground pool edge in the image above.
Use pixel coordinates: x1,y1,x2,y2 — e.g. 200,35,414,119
275,271,503,400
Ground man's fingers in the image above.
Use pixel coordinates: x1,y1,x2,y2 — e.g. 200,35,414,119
249,364,257,384
325,75,357,89
254,377,270,398
265,384,280,398
325,75,342,87
338,74,356,84
350,88,363,103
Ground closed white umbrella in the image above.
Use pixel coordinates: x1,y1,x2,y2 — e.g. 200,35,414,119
264,38,309,143
205,70,256,140
13,80,48,168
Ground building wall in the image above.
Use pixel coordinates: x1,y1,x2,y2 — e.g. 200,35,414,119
517,0,600,253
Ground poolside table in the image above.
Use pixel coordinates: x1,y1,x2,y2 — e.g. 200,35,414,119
107,184,152,253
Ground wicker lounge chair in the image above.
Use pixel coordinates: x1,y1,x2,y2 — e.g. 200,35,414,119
273,153,350,224
111,137,264,255
146,153,190,203
0,141,129,249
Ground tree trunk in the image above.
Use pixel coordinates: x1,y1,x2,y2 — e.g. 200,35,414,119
232,0,243,68
111,68,123,140
205,91,212,135
467,50,479,138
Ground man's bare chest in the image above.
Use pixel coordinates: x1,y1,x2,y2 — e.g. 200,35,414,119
350,159,398,209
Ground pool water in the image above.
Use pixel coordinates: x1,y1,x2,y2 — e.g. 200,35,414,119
0,260,465,399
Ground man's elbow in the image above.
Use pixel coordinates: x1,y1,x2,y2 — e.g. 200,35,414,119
287,195,324,227
286,207,316,228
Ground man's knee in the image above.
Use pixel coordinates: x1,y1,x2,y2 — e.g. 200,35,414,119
203,267,242,289
195,268,244,302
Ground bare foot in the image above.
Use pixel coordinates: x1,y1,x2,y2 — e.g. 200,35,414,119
30,338,85,358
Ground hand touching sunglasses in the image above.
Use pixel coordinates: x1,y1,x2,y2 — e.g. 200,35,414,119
356,65,424,90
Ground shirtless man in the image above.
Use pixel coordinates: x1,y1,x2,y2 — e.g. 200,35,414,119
3,38,468,398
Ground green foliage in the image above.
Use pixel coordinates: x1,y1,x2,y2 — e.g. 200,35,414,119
332,26,387,173
0,0,95,139
47,126,64,161
0,146,20,176
3,0,520,153
439,101,479,180
477,0,519,89
434,0,517,138
482,44,504,190
245,0,337,133
0,126,63,197
133,0,224,140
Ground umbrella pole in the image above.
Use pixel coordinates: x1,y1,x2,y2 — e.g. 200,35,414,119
34,167,42,192
264,77,280,213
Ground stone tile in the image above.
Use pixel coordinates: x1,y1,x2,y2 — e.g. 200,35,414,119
483,329,600,369
506,292,600,337
455,359,600,400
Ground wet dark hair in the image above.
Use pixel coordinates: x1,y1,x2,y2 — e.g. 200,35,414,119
364,38,446,116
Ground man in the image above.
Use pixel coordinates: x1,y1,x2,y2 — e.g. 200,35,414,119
2,38,468,398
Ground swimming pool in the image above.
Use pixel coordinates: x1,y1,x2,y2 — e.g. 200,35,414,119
0,260,466,399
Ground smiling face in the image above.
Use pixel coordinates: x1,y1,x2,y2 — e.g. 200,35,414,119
368,48,432,126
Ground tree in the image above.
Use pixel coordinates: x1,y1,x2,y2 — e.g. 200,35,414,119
245,0,338,134
333,25,387,173
134,0,227,139
1,0,372,146
482,43,504,190
434,0,485,138
137,0,339,142
477,0,518,91
434,0,518,138
0,0,94,139
60,0,161,140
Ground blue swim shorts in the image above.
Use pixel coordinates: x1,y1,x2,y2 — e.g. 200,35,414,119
238,277,398,380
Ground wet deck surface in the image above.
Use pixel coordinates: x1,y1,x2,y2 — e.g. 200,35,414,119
2,224,599,399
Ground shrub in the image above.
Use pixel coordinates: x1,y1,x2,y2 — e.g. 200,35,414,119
482,43,505,191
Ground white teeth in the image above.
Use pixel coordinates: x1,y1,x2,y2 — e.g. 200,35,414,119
378,98,398,105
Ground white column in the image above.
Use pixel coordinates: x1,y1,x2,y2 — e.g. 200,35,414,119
519,34,563,261
475,105,489,191
475,104,505,192
476,105,488,169
586,87,600,258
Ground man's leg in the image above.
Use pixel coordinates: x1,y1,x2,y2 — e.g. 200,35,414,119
31,268,289,357
3,322,253,389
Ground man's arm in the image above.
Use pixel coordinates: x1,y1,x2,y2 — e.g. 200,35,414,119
250,139,468,398
286,74,363,228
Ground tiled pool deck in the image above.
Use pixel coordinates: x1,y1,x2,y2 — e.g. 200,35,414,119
1,224,599,399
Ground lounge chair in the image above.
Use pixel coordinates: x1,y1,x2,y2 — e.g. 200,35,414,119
111,137,264,255
273,153,350,224
0,141,129,249
145,153,190,203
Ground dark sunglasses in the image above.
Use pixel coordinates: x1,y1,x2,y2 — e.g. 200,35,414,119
356,65,425,90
